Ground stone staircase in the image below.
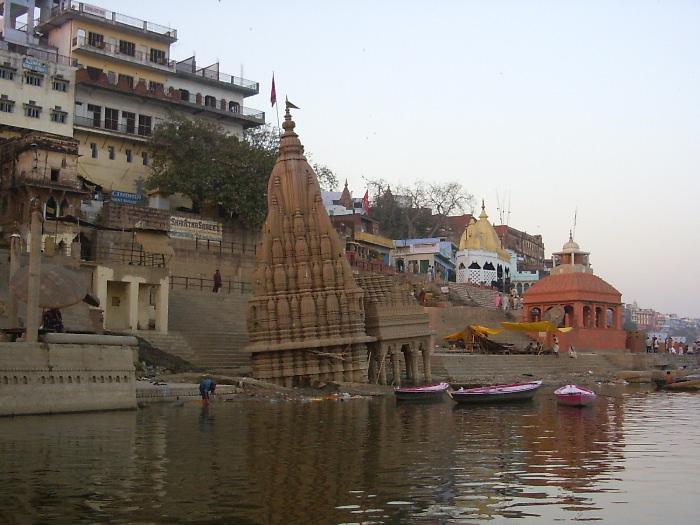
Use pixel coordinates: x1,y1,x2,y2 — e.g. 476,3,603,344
141,290,252,373
431,352,629,385
448,283,501,309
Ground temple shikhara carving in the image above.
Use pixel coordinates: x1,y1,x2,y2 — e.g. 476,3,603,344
245,106,373,386
246,105,433,387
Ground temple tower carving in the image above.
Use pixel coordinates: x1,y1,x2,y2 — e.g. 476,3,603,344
246,106,374,386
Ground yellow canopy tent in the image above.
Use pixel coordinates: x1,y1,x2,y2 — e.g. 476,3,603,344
444,326,508,353
500,321,573,333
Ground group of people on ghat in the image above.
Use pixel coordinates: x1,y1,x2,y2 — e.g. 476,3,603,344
645,335,698,354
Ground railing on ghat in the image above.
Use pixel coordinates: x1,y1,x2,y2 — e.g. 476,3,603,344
170,276,252,294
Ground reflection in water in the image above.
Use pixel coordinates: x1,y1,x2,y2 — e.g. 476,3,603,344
0,387,698,524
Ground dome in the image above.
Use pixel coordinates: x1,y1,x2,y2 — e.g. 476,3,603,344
458,202,509,261
524,273,621,303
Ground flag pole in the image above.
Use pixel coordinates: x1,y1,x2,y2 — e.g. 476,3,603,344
271,72,280,132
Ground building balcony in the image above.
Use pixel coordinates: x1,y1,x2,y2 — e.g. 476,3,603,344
0,40,77,67
73,115,160,140
175,58,259,96
75,68,265,129
38,2,177,44
71,36,175,73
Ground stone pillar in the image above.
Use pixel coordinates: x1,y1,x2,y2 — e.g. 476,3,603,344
127,280,139,331
26,201,43,342
421,340,432,384
411,344,420,385
155,278,169,332
391,348,402,387
7,227,21,327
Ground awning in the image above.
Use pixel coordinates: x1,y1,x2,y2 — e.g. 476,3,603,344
135,232,175,256
500,321,574,333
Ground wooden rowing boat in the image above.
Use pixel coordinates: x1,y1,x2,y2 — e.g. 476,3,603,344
449,380,542,404
394,382,450,401
554,384,596,406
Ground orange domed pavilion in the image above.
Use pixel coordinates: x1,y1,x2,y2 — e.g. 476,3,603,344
522,234,626,351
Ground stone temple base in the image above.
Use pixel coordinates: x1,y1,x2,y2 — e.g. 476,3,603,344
251,343,369,388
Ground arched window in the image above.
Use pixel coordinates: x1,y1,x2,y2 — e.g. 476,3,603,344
59,198,70,217
606,308,615,329
204,95,216,107
228,101,240,113
45,197,58,219
595,307,604,328
583,305,593,328
529,307,541,323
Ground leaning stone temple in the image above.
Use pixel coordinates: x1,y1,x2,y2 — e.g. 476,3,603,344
245,106,374,386
246,106,433,387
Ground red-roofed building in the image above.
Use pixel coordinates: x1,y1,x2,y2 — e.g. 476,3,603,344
521,235,626,351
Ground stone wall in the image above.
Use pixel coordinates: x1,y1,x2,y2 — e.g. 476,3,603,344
0,342,135,416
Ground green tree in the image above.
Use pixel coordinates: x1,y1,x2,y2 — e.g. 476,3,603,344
146,115,275,226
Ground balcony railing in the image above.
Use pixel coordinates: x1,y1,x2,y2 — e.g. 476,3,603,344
72,36,175,69
175,61,259,93
0,40,77,67
73,115,162,137
55,2,177,40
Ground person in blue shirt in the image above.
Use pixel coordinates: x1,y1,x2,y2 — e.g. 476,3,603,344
199,378,216,404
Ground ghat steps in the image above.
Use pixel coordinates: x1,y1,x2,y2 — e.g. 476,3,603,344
141,290,251,372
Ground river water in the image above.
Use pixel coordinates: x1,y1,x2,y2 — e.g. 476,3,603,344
1,384,698,524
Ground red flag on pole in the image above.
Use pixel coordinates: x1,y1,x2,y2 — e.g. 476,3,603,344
362,190,370,216
270,74,277,107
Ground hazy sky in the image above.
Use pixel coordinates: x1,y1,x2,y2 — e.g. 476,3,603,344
94,1,700,318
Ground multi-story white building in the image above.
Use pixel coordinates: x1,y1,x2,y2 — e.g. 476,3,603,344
0,1,265,334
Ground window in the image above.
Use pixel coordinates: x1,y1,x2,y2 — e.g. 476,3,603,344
125,149,132,163
0,97,14,113
118,74,134,89
87,104,101,127
142,152,149,166
107,71,116,84
51,169,60,182
108,146,115,160
122,111,136,134
138,115,152,136
25,73,43,87
179,89,190,102
24,102,41,118
50,108,67,123
90,142,98,158
88,32,104,48
52,78,69,92
0,67,15,81
119,40,136,57
105,107,118,130
204,95,216,108
148,81,164,93
150,48,166,64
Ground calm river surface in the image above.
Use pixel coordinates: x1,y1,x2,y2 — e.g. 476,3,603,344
1,384,699,524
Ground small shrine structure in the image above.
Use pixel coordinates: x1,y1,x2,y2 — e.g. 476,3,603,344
455,202,512,290
521,233,626,350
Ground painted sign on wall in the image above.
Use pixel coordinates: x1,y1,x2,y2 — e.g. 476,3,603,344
169,216,223,241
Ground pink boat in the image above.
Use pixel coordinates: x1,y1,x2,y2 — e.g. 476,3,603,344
554,384,596,407
394,382,450,401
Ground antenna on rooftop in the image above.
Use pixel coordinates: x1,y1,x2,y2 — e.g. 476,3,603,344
572,207,578,240
495,189,510,226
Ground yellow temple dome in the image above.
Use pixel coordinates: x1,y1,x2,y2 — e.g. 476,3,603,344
458,202,510,261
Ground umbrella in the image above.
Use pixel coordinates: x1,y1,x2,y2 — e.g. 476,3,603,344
10,264,96,309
